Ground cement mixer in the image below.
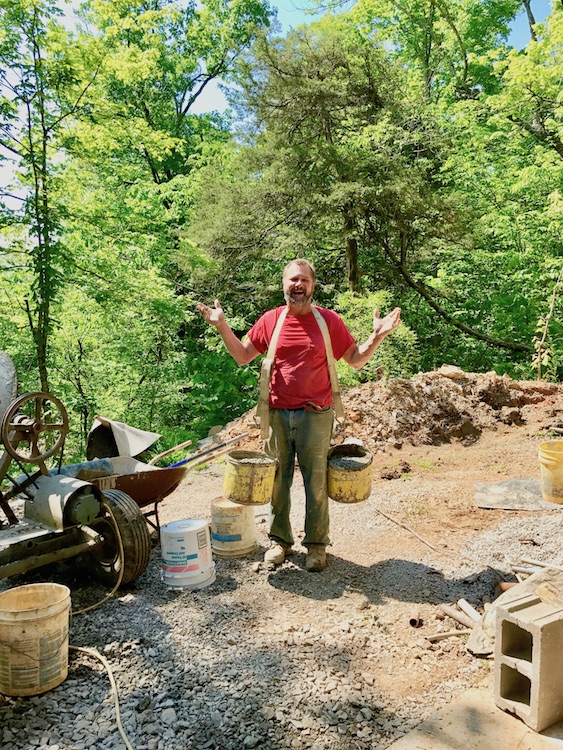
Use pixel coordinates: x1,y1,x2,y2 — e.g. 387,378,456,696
0,351,150,586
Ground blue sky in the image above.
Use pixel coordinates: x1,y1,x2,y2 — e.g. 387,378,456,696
191,0,553,113
271,0,552,43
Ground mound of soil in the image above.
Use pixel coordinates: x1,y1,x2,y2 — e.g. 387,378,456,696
219,365,562,453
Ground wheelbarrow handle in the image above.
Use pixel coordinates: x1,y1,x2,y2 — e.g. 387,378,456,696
168,433,248,468
148,438,193,465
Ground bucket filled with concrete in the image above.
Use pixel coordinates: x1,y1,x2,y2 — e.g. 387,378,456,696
223,451,277,505
327,444,373,504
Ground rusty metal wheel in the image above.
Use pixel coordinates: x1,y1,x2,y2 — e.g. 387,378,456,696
1,392,69,464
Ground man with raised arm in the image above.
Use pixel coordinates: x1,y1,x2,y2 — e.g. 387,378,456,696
197,259,401,571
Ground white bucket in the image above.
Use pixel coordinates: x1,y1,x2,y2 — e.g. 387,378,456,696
0,583,70,697
211,496,259,558
160,519,216,590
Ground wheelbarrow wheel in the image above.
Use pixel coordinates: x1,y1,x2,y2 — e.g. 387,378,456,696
91,489,151,586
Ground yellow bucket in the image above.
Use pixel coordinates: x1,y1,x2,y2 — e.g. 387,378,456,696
327,444,373,504
0,583,70,696
538,441,563,504
223,451,277,506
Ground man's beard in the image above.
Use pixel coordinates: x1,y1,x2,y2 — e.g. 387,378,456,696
284,291,312,307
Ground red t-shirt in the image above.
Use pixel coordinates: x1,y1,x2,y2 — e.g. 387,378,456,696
247,306,355,409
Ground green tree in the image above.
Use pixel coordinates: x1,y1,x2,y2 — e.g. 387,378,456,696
60,0,271,276
191,18,414,291
347,0,522,99
429,4,563,375
53,0,272,440
189,17,530,362
0,0,97,391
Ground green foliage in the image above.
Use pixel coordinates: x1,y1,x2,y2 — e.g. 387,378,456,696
351,0,522,99
0,0,83,390
335,291,420,386
177,308,260,437
0,0,272,454
189,17,456,297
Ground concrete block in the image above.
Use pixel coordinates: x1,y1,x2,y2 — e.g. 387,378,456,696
495,591,563,732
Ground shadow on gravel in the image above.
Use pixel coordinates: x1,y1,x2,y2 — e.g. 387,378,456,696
267,554,500,607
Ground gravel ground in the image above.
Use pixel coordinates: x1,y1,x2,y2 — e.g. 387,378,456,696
2,432,563,750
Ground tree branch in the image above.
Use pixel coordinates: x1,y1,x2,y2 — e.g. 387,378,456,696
508,114,563,158
521,0,537,42
369,221,532,353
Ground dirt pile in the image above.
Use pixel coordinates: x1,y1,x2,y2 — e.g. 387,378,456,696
220,365,562,454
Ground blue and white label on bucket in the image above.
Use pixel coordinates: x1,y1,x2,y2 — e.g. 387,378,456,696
160,519,211,574
211,532,243,542
162,550,198,564
162,555,200,574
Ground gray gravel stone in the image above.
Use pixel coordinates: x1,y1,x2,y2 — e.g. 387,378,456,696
1,449,561,750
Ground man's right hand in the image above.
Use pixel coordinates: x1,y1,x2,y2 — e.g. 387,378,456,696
196,299,225,328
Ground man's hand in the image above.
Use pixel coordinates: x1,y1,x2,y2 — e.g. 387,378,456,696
373,307,401,337
196,299,225,328
196,299,259,365
343,306,403,370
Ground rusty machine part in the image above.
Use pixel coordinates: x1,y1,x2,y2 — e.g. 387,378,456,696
1,392,69,468
0,374,150,587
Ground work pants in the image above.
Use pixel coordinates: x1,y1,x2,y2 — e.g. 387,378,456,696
264,407,333,548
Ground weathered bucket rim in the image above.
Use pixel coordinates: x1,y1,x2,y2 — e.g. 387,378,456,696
227,450,277,465
327,444,372,468
539,440,563,454
0,582,70,613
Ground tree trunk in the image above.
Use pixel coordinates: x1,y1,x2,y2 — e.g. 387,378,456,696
521,0,537,42
344,211,361,292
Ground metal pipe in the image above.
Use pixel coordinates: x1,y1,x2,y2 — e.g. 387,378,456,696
427,629,471,643
0,537,101,578
499,581,519,592
521,557,563,574
408,609,422,628
511,565,541,575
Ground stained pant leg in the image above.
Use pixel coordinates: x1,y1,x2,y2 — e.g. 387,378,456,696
264,408,295,546
294,408,333,547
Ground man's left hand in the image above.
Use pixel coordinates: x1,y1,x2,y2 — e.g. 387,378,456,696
373,307,402,336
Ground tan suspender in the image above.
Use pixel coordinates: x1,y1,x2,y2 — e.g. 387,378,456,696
255,306,346,439
311,308,347,430
255,307,288,439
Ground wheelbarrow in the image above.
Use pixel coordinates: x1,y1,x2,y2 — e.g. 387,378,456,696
53,431,247,531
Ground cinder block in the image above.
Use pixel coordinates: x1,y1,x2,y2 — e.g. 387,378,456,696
495,592,563,732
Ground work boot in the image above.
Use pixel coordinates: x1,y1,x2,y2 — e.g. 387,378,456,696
264,542,291,565
305,545,327,572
